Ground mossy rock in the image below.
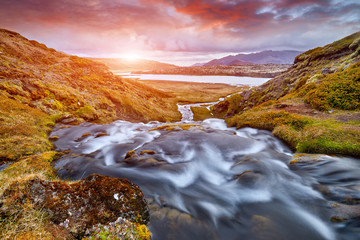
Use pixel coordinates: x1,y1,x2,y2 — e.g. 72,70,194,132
2,174,150,239
74,105,99,121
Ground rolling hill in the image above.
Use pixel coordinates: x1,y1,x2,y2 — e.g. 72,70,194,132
0,28,181,161
90,58,176,72
211,31,360,157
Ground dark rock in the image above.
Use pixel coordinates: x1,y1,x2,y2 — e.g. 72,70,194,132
275,103,289,109
58,114,79,125
49,135,60,141
321,67,333,75
234,170,261,186
3,174,149,238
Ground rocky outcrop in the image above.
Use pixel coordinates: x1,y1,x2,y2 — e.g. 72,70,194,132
2,174,149,238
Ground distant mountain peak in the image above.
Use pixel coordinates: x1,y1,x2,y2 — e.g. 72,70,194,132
202,50,303,66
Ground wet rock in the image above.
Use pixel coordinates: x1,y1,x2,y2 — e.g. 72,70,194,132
329,203,360,222
75,132,92,142
251,215,280,240
150,206,215,240
140,150,156,155
2,174,149,238
234,170,261,187
95,132,108,138
232,155,266,175
122,154,169,168
315,185,360,205
289,153,327,165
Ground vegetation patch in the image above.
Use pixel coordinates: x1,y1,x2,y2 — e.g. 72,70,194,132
0,152,60,239
304,62,360,111
84,217,151,240
0,97,56,161
191,106,213,121
226,110,360,157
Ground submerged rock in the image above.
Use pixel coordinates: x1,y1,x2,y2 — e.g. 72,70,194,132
289,153,327,165
2,174,149,238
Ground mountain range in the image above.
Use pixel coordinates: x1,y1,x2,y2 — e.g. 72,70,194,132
198,50,303,66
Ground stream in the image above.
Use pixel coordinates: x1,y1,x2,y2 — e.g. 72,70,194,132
51,105,360,240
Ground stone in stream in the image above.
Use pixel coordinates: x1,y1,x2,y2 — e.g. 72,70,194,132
1,174,149,238
289,153,360,226
251,215,280,240
150,206,217,239
122,150,185,171
234,170,261,187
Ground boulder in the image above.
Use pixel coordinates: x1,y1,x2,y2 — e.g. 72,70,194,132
2,174,149,238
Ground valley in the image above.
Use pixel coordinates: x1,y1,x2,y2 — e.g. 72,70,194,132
0,28,359,240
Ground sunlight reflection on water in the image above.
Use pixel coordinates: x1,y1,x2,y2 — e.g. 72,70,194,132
116,73,270,86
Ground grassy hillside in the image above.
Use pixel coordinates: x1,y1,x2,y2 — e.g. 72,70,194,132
212,31,360,156
0,29,181,161
0,28,175,239
90,58,176,72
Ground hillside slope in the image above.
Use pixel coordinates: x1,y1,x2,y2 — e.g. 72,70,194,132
90,58,176,72
0,29,180,160
212,32,360,156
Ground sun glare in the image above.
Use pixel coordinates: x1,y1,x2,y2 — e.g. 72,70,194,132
122,53,141,61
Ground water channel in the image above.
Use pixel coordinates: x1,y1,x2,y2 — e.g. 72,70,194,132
51,86,360,239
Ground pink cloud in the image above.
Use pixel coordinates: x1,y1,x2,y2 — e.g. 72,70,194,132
0,0,359,64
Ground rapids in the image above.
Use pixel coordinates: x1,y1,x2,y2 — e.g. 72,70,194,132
51,115,360,240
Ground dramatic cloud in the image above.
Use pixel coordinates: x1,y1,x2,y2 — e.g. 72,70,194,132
0,0,359,65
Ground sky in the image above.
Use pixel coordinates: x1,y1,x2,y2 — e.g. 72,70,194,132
0,0,359,65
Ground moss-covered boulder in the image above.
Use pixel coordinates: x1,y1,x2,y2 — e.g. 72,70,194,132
2,174,149,238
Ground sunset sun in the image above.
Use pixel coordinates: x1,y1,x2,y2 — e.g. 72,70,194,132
122,53,141,61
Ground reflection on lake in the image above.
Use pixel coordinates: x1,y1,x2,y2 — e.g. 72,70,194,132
116,73,270,86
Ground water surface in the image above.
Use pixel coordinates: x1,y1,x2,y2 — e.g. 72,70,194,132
116,73,270,86
51,118,360,240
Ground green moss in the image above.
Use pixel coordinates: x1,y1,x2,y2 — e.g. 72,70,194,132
227,110,360,157
84,220,151,240
50,99,64,111
74,105,99,121
191,106,213,121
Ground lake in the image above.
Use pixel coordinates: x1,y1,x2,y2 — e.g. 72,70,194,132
116,73,270,86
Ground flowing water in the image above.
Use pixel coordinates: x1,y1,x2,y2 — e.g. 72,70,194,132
52,107,360,239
